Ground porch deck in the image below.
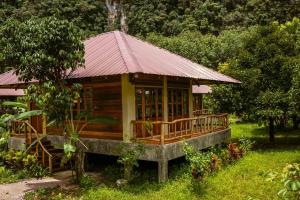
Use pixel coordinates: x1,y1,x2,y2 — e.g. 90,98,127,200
132,113,229,144
9,113,229,145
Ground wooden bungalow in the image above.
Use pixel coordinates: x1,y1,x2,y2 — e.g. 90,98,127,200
0,31,240,182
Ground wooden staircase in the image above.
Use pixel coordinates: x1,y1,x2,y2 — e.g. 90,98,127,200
11,120,67,173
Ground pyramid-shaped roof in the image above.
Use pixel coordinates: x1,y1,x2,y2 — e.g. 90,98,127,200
0,31,240,86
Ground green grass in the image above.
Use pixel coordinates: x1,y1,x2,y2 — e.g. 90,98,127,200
25,122,300,200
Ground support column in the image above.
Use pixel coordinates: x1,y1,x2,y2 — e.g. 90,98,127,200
121,74,136,142
188,80,194,117
163,76,168,122
158,159,168,183
42,114,47,135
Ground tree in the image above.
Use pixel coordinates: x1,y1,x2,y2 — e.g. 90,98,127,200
0,17,86,182
213,19,300,141
0,17,84,83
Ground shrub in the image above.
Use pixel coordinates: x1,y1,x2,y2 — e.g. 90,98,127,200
278,163,300,199
79,174,97,190
183,143,211,180
0,149,48,178
117,143,145,181
183,139,254,181
227,143,242,160
238,137,255,155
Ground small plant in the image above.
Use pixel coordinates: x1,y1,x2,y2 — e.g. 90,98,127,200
210,153,221,172
278,163,300,199
265,163,300,199
117,143,145,181
219,148,231,165
0,149,47,178
183,143,211,180
145,120,153,136
79,174,97,189
238,136,255,155
227,143,242,160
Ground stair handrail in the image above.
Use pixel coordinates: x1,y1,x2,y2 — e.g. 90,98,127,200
12,119,53,172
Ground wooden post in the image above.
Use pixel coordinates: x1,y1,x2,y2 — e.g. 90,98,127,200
121,74,136,142
162,76,168,140
188,80,193,118
42,114,47,135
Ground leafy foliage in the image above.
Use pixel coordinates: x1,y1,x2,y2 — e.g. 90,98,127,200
28,81,81,125
184,137,254,180
267,163,300,200
278,163,300,199
183,144,212,180
0,0,107,36
0,149,48,178
124,0,300,36
117,143,145,181
0,17,84,83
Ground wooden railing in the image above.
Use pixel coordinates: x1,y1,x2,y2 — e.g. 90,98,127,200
132,114,229,144
193,109,210,116
10,120,53,172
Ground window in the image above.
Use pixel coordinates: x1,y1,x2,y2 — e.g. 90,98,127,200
168,88,189,120
136,87,163,121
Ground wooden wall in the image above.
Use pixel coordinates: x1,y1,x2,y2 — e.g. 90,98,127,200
84,83,122,132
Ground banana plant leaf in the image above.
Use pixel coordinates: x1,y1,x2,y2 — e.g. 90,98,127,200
15,110,43,120
2,101,28,110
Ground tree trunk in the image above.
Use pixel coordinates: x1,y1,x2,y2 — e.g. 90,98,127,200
120,3,128,33
74,146,85,183
269,117,275,142
292,116,299,129
106,0,119,31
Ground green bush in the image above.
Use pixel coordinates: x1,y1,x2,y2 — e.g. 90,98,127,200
183,138,254,181
0,149,48,178
79,174,97,190
183,143,212,180
238,136,255,155
278,163,300,199
117,143,145,181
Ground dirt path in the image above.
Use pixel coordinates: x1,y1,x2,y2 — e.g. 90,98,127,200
0,171,73,200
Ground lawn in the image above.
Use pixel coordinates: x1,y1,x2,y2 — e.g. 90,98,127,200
25,122,300,200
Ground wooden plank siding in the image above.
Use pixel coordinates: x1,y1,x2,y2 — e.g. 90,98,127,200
47,81,123,139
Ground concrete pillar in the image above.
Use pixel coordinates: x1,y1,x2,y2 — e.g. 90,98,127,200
189,80,194,117
121,74,136,142
158,159,168,183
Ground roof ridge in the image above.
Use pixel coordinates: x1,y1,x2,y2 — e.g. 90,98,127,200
113,31,143,73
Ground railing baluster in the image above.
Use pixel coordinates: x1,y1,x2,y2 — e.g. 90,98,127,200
42,150,45,166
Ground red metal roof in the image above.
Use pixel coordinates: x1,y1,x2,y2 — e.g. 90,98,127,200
0,89,24,96
192,85,212,94
0,31,240,86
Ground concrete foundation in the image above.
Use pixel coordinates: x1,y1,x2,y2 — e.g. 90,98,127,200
8,137,26,150
9,128,231,182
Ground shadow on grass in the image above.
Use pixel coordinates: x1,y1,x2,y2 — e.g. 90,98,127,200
231,122,300,151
